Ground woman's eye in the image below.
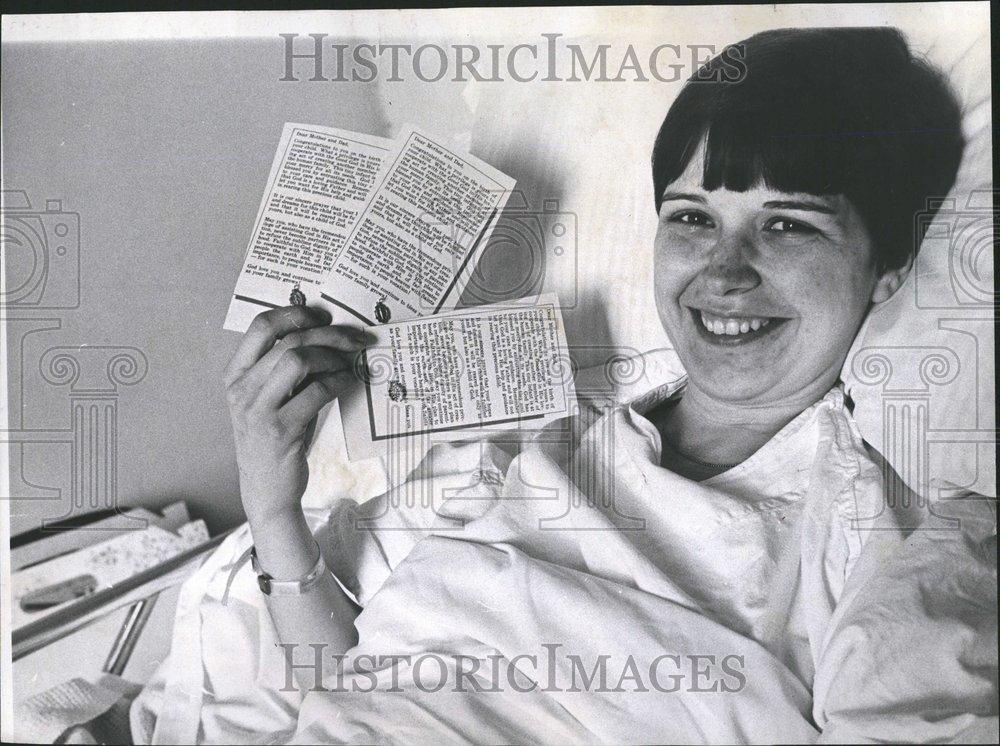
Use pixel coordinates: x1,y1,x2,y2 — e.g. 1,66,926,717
764,217,818,235
669,210,715,228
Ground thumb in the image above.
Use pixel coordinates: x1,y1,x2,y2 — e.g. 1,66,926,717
303,417,318,453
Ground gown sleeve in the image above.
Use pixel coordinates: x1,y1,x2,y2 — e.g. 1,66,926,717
812,492,998,743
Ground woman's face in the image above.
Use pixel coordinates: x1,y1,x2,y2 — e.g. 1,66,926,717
653,149,883,407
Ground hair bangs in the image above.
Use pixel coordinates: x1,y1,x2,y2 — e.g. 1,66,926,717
651,27,964,269
654,78,854,209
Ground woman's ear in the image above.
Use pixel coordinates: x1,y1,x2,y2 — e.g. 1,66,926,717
870,255,914,305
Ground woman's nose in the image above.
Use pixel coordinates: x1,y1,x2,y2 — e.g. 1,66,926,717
701,234,761,295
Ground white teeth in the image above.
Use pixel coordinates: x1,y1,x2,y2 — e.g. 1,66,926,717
699,311,773,336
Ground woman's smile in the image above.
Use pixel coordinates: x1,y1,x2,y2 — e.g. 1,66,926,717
687,306,794,345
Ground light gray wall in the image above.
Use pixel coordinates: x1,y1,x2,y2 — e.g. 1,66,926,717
2,38,394,534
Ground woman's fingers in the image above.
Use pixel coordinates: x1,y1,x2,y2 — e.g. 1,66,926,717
279,370,356,435
257,344,355,409
244,324,372,391
225,305,332,387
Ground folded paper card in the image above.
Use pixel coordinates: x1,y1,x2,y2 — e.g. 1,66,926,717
225,123,515,331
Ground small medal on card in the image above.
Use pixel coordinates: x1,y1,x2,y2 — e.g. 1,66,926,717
388,380,406,402
289,283,306,307
374,298,391,323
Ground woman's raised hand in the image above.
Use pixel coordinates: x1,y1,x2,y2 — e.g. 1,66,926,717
224,305,371,530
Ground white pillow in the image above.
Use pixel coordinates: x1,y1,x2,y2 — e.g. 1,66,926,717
841,28,995,500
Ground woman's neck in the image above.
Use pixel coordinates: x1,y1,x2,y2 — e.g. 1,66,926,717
650,382,815,477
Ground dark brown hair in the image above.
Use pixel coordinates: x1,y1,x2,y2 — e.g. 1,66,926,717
651,27,965,270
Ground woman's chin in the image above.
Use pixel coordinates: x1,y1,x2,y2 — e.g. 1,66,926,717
684,368,786,404
675,338,802,403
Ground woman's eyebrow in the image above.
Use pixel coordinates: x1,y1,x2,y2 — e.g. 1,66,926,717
660,191,706,204
763,199,836,214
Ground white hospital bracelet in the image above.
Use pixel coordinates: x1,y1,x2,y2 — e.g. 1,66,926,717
250,540,326,596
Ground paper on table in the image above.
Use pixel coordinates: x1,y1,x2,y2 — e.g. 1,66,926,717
11,501,193,572
10,521,209,631
224,123,395,332
320,126,516,326
339,295,576,461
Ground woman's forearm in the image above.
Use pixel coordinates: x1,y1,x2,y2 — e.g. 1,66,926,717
224,306,373,691
249,506,361,691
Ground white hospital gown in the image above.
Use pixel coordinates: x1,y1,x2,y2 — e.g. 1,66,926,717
132,374,997,744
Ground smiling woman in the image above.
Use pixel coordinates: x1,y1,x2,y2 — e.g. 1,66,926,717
646,26,965,477
133,22,995,746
